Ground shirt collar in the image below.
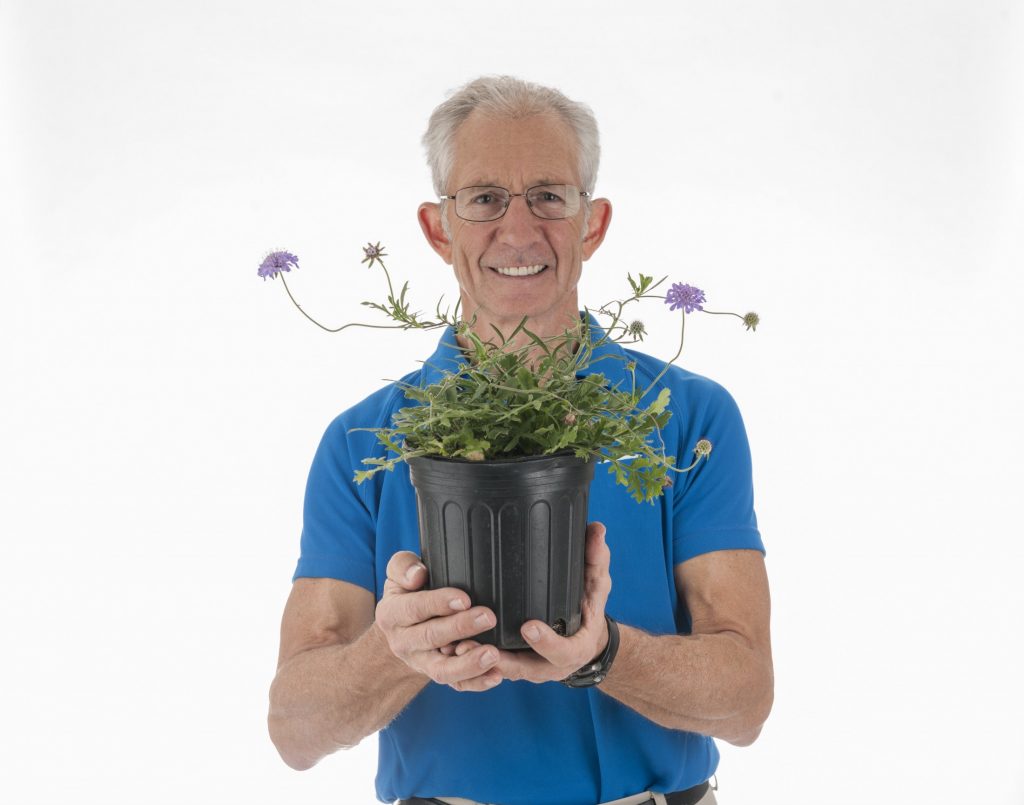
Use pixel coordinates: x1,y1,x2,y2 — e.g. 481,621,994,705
417,312,631,389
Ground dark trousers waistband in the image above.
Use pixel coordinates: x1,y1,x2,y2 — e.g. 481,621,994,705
399,779,710,805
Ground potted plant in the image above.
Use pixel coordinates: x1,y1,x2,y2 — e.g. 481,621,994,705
258,244,758,648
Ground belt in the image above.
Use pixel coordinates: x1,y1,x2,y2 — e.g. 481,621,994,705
399,779,710,805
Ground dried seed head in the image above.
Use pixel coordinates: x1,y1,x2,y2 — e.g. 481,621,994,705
693,439,713,459
563,412,577,426
743,312,760,331
361,241,387,267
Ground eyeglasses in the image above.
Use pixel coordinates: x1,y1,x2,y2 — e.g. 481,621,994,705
440,184,589,222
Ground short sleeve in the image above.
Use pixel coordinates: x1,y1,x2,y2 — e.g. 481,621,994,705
671,380,764,563
292,414,378,592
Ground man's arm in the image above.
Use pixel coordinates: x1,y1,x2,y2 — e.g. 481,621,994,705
599,549,773,746
487,528,773,746
268,555,503,771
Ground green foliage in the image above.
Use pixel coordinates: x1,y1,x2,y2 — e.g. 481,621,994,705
347,258,708,503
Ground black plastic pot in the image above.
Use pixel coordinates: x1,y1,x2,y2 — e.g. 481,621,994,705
407,453,597,650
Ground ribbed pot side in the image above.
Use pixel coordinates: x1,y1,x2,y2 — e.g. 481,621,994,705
407,454,597,650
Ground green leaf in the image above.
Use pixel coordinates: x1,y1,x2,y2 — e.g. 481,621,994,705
647,387,671,416
515,367,537,388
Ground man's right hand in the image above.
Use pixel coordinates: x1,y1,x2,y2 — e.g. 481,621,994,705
374,551,502,692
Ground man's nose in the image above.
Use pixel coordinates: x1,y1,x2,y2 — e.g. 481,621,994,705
495,195,542,243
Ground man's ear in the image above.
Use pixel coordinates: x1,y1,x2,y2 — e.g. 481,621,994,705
581,198,612,261
418,202,452,265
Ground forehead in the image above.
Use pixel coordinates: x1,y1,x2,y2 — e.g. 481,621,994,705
449,110,580,190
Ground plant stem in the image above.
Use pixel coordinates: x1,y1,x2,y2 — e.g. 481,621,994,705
639,309,686,399
701,309,744,321
280,273,443,333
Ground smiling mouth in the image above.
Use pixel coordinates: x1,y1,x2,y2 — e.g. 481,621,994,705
488,264,549,277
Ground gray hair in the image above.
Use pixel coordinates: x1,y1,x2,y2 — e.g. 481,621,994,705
423,76,600,237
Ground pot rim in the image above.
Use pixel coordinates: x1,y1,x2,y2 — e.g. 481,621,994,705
407,450,595,466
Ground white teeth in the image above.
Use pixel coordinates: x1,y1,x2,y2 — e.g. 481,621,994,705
492,264,546,277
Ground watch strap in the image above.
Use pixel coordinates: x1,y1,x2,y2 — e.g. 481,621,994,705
560,614,620,688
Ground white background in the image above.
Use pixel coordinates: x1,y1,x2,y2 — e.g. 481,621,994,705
2,1,1022,803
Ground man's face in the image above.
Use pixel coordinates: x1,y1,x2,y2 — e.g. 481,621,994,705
419,110,611,333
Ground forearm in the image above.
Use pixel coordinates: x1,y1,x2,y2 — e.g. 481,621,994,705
268,622,427,769
600,623,773,746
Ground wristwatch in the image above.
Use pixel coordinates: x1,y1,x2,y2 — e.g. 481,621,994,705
560,614,620,688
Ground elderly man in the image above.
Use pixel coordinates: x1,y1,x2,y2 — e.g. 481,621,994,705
268,76,773,805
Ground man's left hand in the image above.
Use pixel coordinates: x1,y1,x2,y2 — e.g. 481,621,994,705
452,521,612,684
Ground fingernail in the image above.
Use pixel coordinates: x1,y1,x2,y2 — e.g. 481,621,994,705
524,625,540,640
479,649,497,667
474,612,493,628
449,598,467,611
483,674,500,687
404,564,425,583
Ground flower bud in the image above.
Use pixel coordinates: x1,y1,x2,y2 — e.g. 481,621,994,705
627,320,646,339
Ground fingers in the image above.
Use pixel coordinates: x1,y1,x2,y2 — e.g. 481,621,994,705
449,667,503,692
582,522,612,626
516,619,588,676
380,585,467,625
584,521,611,572
427,643,502,690
494,645,560,683
382,550,481,617
375,551,502,693
407,605,497,652
454,639,481,657
377,592,496,652
384,551,430,592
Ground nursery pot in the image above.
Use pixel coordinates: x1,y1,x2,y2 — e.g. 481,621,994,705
407,453,597,650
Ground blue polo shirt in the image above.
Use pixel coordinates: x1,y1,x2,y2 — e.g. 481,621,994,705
294,317,764,805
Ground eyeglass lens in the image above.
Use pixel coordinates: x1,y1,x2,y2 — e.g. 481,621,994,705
454,185,581,221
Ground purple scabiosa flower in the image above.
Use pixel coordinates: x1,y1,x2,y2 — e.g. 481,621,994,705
665,282,706,313
257,250,299,281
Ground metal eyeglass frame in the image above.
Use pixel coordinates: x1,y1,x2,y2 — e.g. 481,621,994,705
440,184,590,222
